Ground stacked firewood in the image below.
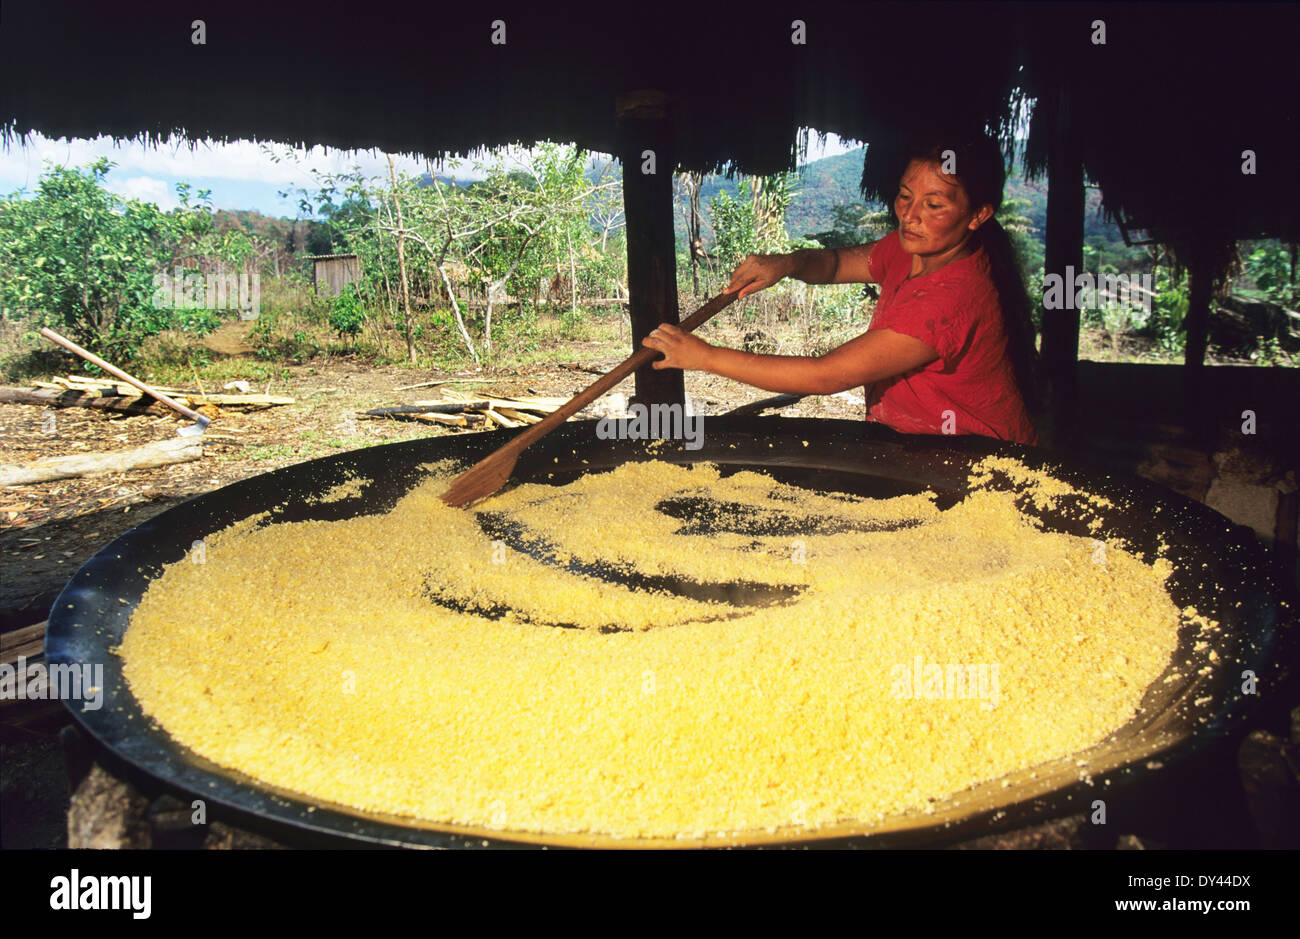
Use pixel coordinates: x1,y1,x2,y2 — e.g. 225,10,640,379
13,375,294,410
0,376,295,486
361,387,567,430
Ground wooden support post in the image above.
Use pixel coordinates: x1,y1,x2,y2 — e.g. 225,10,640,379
617,90,684,407
1184,245,1212,369
1040,88,1085,448
1180,241,1215,432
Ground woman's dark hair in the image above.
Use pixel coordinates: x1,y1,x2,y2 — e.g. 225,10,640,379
900,133,1042,420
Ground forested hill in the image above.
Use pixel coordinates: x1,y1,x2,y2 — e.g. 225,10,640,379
786,147,870,237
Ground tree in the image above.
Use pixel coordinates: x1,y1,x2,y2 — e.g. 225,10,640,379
1241,240,1298,310
997,196,1044,308
392,144,618,360
708,172,799,272
806,203,893,249
679,170,706,295
328,282,366,341
0,158,213,361
282,144,623,363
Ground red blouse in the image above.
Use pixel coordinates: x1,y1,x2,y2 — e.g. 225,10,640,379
864,230,1038,445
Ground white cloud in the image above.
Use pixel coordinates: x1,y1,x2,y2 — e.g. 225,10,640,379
110,175,177,210
0,133,442,192
800,131,863,164
0,129,855,213
0,132,619,214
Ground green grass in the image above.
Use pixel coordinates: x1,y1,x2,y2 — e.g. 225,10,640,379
137,359,293,387
0,347,68,383
223,443,300,462
499,344,610,368
0,301,634,385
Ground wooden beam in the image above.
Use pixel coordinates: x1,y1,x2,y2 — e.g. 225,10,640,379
0,436,202,486
184,393,293,407
0,621,46,665
1180,241,1216,433
617,90,684,407
1040,87,1085,447
0,387,169,416
1184,242,1212,369
0,621,66,729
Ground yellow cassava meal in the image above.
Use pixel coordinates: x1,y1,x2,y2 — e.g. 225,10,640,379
119,456,1190,840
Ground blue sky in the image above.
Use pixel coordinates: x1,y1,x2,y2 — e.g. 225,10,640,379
0,131,860,218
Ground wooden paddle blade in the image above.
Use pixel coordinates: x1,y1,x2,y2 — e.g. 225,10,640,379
438,448,521,507
438,292,739,509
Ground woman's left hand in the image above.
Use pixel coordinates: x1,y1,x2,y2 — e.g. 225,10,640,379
642,323,715,371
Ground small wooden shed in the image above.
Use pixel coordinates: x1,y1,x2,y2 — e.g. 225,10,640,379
308,254,361,298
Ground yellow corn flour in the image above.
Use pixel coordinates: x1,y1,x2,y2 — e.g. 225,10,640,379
119,456,1191,841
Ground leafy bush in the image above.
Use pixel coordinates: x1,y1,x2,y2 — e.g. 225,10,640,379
328,282,366,338
816,283,871,325
709,174,798,272
559,307,585,338
0,159,213,361
1147,266,1189,354
1241,241,1297,309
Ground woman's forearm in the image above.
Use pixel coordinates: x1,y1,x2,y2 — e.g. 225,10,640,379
702,346,845,395
784,248,840,285
726,242,874,296
694,326,937,395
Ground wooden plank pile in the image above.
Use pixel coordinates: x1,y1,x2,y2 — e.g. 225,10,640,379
362,387,569,430
18,375,294,409
0,621,64,730
0,375,293,486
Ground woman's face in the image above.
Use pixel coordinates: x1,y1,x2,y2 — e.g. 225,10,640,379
894,159,989,258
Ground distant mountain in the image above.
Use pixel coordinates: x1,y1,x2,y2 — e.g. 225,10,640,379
666,147,877,245
418,173,470,189
786,147,876,238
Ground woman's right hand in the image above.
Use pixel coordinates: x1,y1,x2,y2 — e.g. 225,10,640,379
725,253,794,299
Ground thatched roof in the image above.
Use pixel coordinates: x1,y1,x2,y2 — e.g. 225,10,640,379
0,2,1022,171
3,0,1297,267
1018,2,1300,280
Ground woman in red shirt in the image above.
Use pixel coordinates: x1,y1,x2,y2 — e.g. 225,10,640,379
642,134,1041,445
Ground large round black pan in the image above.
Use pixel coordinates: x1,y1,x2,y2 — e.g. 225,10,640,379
43,417,1298,848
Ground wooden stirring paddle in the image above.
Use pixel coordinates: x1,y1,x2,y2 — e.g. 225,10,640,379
439,291,738,507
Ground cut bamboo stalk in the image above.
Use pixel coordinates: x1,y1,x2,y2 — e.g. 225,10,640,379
414,395,566,411
61,376,190,395
412,413,468,426
38,329,210,434
362,402,491,418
